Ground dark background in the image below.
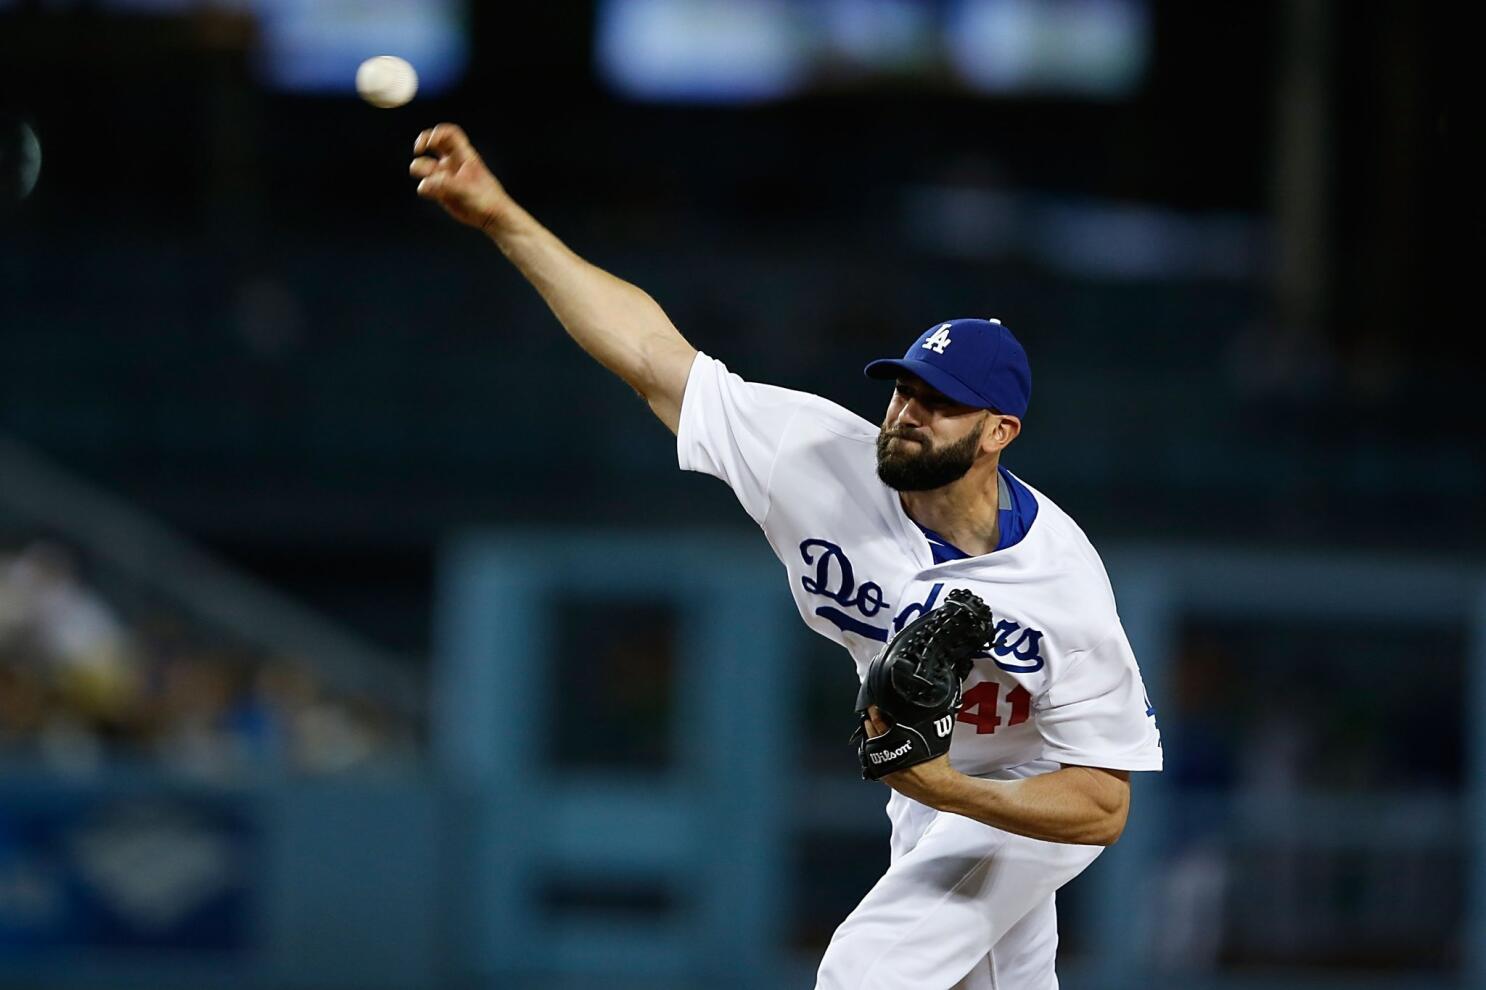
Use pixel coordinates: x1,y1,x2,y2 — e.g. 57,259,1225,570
2,1,1477,654
2,2,1484,986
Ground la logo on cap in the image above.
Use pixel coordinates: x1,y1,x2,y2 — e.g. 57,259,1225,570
922,323,954,354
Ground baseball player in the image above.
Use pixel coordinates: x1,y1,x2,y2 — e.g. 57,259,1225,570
410,123,1162,990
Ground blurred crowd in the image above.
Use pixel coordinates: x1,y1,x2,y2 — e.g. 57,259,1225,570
0,539,418,779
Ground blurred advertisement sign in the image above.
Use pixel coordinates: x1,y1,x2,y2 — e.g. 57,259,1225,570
0,795,253,952
597,0,1148,103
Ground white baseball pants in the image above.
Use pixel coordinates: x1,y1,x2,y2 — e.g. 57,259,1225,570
815,795,1102,990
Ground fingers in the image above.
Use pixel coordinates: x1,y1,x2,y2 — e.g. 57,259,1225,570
413,122,474,161
866,704,890,737
414,171,445,198
411,123,479,200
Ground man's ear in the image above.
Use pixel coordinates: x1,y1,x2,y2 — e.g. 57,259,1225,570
982,413,1021,454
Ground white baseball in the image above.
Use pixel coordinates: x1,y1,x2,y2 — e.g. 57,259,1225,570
356,56,418,109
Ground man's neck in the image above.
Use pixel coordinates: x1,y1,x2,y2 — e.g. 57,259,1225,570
898,458,1002,557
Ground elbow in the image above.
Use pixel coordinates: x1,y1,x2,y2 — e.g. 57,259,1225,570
634,335,696,402
1091,801,1131,846
1072,784,1130,846
1093,815,1126,846
1072,813,1125,847
1073,766,1131,846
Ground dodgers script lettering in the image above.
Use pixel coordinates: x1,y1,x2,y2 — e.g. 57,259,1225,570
796,538,1047,672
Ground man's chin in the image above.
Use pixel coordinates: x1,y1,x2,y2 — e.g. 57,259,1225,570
877,459,934,492
876,453,974,492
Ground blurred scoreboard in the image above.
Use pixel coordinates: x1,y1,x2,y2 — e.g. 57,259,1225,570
597,0,1150,103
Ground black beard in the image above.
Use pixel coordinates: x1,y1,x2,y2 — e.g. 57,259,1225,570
875,424,983,492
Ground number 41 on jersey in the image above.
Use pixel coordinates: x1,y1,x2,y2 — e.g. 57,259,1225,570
958,681,1032,734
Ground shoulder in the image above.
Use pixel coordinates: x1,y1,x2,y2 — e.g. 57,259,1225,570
687,352,879,441
1004,477,1121,638
1019,478,1110,578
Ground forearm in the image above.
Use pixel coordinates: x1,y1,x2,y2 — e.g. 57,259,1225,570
486,203,697,427
931,765,1130,846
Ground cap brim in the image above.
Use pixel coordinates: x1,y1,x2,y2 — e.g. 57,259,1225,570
863,358,989,410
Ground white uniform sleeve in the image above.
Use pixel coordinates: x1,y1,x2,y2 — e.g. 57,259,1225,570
1035,626,1163,771
676,352,817,523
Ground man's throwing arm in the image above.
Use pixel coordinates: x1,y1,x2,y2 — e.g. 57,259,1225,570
410,123,698,433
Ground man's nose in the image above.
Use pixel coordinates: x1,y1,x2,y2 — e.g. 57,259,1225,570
896,398,927,427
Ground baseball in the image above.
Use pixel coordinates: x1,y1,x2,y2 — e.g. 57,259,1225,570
356,55,418,109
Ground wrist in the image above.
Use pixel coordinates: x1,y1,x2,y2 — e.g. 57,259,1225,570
480,198,525,242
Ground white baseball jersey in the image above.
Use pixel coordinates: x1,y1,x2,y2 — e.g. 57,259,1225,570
677,352,1162,780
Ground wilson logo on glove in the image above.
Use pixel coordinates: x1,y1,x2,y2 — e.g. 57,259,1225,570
870,741,916,764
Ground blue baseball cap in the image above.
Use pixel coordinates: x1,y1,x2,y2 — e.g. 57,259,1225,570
864,318,1031,417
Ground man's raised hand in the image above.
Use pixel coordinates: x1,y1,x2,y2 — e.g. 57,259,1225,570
410,123,512,233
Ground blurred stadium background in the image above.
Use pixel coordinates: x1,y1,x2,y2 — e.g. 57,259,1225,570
0,1,1479,988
